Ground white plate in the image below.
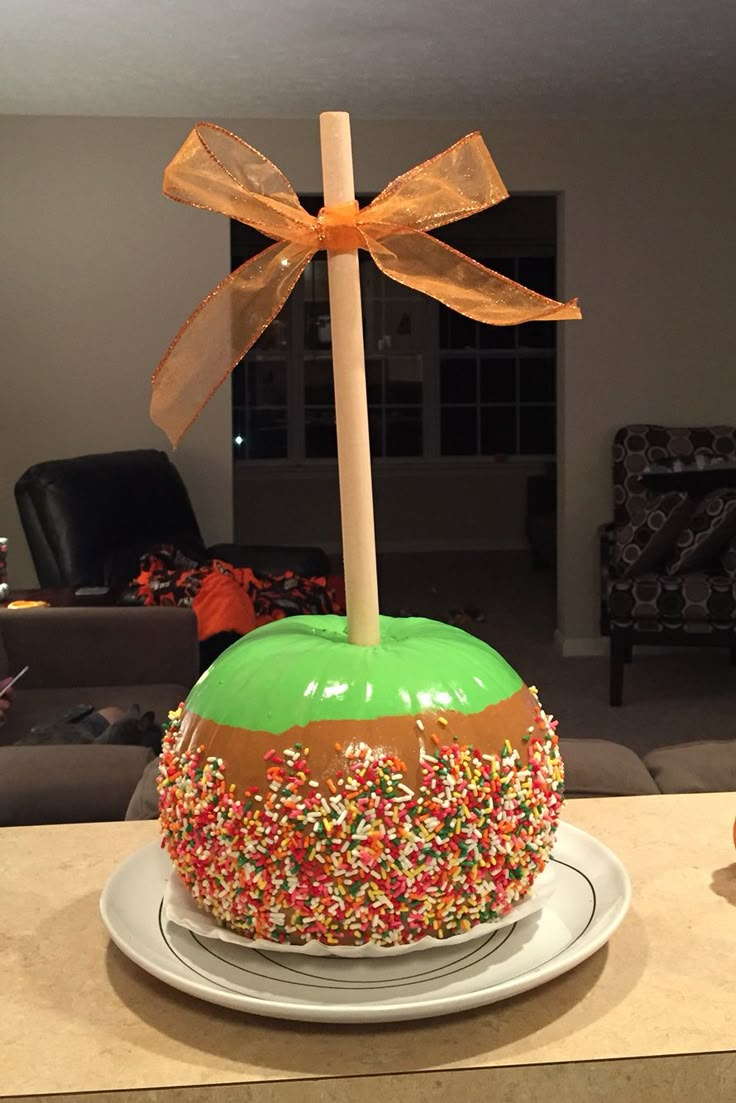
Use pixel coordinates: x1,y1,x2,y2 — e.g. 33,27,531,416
100,822,630,1023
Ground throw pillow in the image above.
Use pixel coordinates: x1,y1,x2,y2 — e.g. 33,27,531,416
644,741,736,794
614,491,693,578
666,489,736,575
721,533,736,578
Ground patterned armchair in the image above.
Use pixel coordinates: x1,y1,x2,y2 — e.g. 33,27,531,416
601,425,736,705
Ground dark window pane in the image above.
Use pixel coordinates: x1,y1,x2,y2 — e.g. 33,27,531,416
518,321,556,349
366,358,383,404
442,311,476,350
441,407,477,455
386,406,423,456
305,408,338,458
305,257,328,301
305,302,331,349
232,364,246,406
386,301,421,353
249,410,287,459
363,300,384,355
519,406,556,455
481,407,517,455
520,358,556,403
479,323,516,349
247,361,287,406
441,358,477,403
360,260,389,298
369,407,383,457
518,256,556,298
386,358,422,404
304,359,334,405
438,304,452,348
232,407,246,454
480,256,516,280
480,358,516,402
253,316,288,352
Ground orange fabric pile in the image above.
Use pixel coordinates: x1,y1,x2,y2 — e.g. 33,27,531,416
133,548,343,642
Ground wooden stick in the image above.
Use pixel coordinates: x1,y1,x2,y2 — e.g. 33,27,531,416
319,111,380,646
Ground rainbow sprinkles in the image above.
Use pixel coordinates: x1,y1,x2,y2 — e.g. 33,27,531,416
159,687,563,948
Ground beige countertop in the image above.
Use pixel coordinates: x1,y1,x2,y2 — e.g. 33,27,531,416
1,793,735,1103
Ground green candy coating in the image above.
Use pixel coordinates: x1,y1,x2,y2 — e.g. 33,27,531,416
185,614,523,734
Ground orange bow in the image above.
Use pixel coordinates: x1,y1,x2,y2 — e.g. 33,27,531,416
152,122,581,445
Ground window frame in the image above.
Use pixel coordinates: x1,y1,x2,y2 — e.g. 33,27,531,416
231,195,558,467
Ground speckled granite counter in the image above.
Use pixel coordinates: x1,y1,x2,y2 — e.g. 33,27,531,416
1,794,734,1103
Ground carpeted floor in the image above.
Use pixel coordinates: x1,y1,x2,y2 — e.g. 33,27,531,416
376,550,736,757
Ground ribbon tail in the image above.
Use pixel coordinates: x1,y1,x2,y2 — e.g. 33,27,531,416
151,240,312,446
366,229,581,324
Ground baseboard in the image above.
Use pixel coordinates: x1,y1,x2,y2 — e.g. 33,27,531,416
554,630,609,657
322,539,528,556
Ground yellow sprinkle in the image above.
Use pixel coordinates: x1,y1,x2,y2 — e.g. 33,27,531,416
438,716,448,727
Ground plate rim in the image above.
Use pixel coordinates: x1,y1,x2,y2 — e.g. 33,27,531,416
100,821,631,1022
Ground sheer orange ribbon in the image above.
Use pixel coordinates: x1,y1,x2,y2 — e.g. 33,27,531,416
152,122,580,446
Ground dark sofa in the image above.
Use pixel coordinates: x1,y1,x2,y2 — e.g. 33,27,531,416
0,605,198,826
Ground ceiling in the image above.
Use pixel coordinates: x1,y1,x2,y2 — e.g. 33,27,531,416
2,0,736,119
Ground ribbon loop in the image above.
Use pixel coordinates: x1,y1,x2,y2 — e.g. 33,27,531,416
164,123,316,244
153,125,581,446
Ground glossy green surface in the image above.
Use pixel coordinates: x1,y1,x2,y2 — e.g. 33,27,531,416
185,615,522,733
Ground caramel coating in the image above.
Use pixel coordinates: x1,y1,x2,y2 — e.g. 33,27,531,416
176,685,538,795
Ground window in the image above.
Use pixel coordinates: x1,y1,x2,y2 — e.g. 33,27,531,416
232,196,557,462
438,255,557,458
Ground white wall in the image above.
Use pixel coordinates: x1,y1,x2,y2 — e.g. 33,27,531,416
233,460,541,554
0,118,233,590
1,116,734,642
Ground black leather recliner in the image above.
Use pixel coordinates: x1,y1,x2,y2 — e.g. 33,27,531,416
15,449,329,590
